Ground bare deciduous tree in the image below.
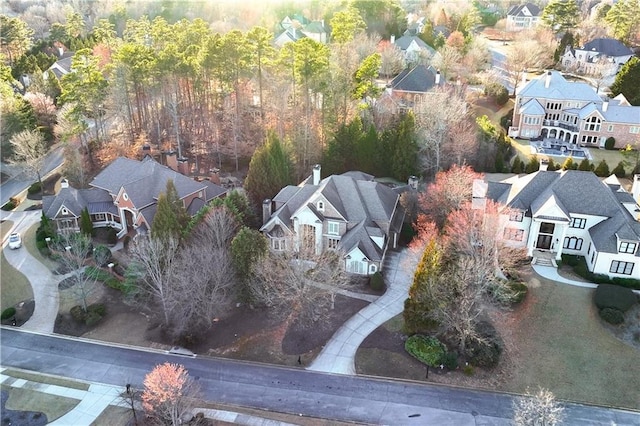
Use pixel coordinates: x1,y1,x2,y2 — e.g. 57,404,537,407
8,129,48,190
249,241,352,327
52,233,97,312
513,388,565,426
142,362,200,426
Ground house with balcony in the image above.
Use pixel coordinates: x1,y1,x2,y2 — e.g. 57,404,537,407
509,71,640,148
561,38,633,77
260,165,408,275
42,155,226,238
479,170,640,280
506,3,540,32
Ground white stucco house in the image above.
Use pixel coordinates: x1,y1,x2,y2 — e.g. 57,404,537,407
561,38,633,76
480,170,640,280
260,165,409,275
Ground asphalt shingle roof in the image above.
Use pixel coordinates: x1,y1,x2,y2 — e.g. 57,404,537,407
42,187,114,218
518,71,601,102
390,64,440,93
579,38,633,57
507,3,540,17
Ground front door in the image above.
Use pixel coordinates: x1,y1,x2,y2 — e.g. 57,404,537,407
536,222,555,250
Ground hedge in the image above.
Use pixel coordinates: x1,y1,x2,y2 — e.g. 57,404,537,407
405,335,446,367
564,255,640,290
599,307,624,325
1,307,16,320
369,271,385,292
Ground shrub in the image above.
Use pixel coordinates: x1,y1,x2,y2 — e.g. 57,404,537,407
612,161,626,178
499,109,513,131
561,254,580,267
1,307,16,320
594,160,610,177
441,352,458,370
403,299,439,334
70,305,88,323
604,137,616,150
594,284,637,312
88,303,106,316
463,364,474,376
85,312,102,326
106,227,118,245
405,335,446,367
511,156,523,174
369,271,385,292
525,157,540,174
484,82,509,106
599,307,624,325
562,157,577,170
508,281,528,304
611,277,640,289
464,322,502,369
93,245,112,267
546,157,559,171
27,181,42,195
578,158,593,171
1,197,18,211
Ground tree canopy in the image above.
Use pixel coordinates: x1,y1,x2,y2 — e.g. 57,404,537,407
541,0,579,33
610,57,640,106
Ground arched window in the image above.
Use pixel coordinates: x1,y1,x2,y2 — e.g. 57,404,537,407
584,116,601,132
369,264,377,274
563,237,583,251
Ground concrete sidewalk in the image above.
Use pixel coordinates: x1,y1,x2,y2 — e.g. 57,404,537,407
308,249,418,375
2,210,61,334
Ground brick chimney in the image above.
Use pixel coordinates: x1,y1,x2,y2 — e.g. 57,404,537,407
313,164,321,185
177,157,190,175
209,168,221,185
165,151,177,171
263,199,272,225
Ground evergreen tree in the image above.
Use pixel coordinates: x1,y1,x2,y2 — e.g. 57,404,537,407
605,0,640,44
562,157,578,170
404,238,442,333
231,227,268,301
525,156,540,173
244,132,295,207
322,118,363,176
541,0,579,34
356,125,381,176
610,57,640,106
612,161,626,178
384,112,419,181
79,207,94,236
594,160,610,177
151,180,189,240
578,158,593,171
546,157,558,171
511,156,523,174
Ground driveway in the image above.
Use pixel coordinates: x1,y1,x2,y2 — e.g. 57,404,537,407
1,210,60,333
308,248,418,374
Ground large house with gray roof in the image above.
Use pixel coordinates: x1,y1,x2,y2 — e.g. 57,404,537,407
479,170,640,279
260,165,406,275
561,38,633,77
506,3,540,32
43,156,226,238
509,71,640,148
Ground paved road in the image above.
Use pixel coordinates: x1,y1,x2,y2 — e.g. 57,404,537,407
2,329,639,426
0,145,64,206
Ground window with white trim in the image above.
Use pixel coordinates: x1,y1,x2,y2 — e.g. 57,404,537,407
92,213,106,221
570,217,586,229
630,126,640,134
584,116,601,132
348,260,365,274
327,221,339,235
61,207,69,215
610,260,634,275
619,241,637,254
563,237,583,250
272,238,286,251
503,228,524,241
327,237,339,250
317,201,324,211
509,211,523,222
607,125,614,132
369,264,377,274
122,192,129,201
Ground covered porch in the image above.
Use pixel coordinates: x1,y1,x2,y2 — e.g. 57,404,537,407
526,217,570,265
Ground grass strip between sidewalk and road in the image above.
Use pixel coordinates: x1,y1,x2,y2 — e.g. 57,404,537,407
2,369,89,391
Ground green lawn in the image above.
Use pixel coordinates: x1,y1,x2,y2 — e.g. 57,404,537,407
2,369,89,391
23,222,58,271
1,386,79,423
0,221,33,311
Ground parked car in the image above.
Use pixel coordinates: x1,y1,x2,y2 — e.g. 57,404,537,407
8,232,21,249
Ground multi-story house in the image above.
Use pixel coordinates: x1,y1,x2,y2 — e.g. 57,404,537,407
43,155,226,238
479,169,640,280
506,3,541,32
561,38,633,77
260,165,409,275
509,71,640,148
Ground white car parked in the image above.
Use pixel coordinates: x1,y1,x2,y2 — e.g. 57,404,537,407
8,232,21,249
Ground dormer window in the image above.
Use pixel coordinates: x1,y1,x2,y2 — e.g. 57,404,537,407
327,221,339,235
317,201,324,211
619,242,636,254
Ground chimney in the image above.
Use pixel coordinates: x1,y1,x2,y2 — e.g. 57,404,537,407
165,151,177,171
58,47,64,57
602,98,609,112
390,34,396,44
177,157,190,175
545,71,552,89
209,168,221,185
471,179,488,210
408,175,419,190
633,175,640,203
321,19,325,28
522,69,527,85
262,199,272,225
539,158,549,171
60,178,69,189
313,164,321,185
435,69,441,85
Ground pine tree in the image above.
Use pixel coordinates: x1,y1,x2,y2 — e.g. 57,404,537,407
245,132,295,207
546,157,558,171
511,156,523,174
612,161,626,178
578,158,593,171
151,180,189,240
594,160,610,177
525,156,540,173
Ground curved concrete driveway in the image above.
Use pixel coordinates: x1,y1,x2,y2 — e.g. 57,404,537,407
308,249,418,375
2,210,60,333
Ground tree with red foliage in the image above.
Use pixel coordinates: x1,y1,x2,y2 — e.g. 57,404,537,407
142,363,199,425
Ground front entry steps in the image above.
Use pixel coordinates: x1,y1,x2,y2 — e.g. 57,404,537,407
531,250,557,267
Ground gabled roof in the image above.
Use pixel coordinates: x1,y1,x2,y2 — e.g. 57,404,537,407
390,64,441,93
303,21,326,34
90,156,209,205
48,55,74,79
520,98,545,115
507,3,540,17
262,170,401,261
578,38,633,57
42,187,115,218
394,35,433,53
601,104,640,124
518,71,601,102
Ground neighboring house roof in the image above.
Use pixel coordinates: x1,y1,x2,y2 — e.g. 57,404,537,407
262,171,401,262
302,21,326,34
47,55,74,79
432,25,451,38
390,64,441,93
488,170,640,254
393,35,435,54
579,38,633,57
42,187,115,218
274,27,305,46
518,71,601,103
507,3,540,17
